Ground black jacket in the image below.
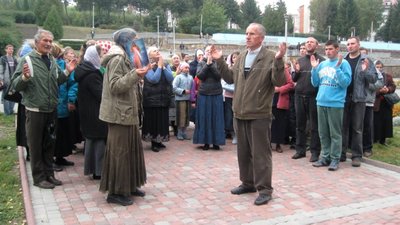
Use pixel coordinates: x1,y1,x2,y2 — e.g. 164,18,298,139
293,53,325,96
142,67,172,108
74,61,107,139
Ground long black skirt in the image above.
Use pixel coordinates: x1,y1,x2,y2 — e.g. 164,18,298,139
142,107,170,143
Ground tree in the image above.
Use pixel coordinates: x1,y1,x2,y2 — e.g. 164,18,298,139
310,0,339,38
355,0,384,40
240,0,261,29
336,0,360,39
216,0,241,28
201,0,227,34
34,0,63,26
262,0,292,36
379,3,400,42
43,5,64,40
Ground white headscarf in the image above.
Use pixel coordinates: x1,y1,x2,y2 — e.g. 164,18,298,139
84,45,101,69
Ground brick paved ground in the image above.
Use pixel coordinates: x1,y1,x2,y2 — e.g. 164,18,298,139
23,126,400,225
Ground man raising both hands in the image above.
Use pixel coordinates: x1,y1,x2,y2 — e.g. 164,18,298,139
209,23,286,206
310,40,352,171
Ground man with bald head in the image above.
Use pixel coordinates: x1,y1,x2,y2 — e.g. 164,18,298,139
209,23,286,205
291,37,325,162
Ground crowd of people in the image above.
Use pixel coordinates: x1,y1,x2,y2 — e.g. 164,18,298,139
0,22,397,207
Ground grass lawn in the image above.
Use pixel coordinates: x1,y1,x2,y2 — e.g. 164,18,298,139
0,114,25,224
370,126,400,165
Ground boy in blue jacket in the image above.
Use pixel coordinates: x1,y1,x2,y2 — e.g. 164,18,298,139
310,40,352,171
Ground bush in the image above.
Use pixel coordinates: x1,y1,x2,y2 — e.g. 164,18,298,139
393,103,400,117
14,11,36,24
58,39,85,51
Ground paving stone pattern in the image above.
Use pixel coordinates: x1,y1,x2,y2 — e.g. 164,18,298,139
26,127,400,225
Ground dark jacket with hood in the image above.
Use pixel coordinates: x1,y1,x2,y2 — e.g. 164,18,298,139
74,60,107,139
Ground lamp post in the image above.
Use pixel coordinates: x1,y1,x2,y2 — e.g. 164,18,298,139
328,25,331,40
351,27,356,37
91,2,95,39
172,18,176,54
284,14,288,60
200,14,203,38
157,16,160,48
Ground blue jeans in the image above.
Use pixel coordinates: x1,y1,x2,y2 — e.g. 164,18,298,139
317,106,344,161
1,85,15,115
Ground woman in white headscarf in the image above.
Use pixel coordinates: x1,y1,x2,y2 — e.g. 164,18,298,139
74,45,107,180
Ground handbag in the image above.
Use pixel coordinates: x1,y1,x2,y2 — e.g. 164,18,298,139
383,92,400,106
3,82,22,103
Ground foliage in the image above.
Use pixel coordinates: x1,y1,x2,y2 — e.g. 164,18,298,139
354,0,383,40
43,5,64,40
33,0,63,26
216,0,241,27
58,39,85,50
0,114,24,225
393,103,400,117
200,0,227,35
239,0,262,29
336,0,360,39
0,14,23,55
14,11,36,24
378,3,400,43
262,0,293,36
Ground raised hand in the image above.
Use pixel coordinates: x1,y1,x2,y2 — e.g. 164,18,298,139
136,64,151,78
310,55,319,68
22,63,31,79
361,58,369,71
209,45,223,60
275,42,287,59
66,58,77,73
335,54,343,68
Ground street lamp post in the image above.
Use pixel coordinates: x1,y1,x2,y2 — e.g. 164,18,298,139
173,18,176,54
91,2,95,39
157,16,160,48
351,27,356,37
200,14,203,38
284,14,288,60
328,25,331,40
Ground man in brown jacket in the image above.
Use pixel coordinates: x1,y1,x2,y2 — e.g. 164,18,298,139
210,23,286,205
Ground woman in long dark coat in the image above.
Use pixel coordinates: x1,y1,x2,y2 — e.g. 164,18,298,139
75,45,107,180
373,60,396,145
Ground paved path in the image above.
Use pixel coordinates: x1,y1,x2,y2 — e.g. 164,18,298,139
18,126,400,225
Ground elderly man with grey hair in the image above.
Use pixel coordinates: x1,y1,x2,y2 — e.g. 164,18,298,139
10,29,77,189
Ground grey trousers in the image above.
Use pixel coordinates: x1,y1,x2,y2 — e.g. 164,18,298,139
235,118,273,195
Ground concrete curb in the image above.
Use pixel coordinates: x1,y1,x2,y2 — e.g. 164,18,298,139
18,146,35,225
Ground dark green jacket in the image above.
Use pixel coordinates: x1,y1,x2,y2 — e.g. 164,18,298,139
11,51,68,112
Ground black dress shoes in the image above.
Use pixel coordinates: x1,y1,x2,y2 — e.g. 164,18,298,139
212,145,220,150
34,180,55,189
292,152,306,159
53,163,63,172
47,176,62,186
55,158,75,166
254,194,272,205
157,142,166,148
131,188,146,197
231,185,257,195
107,194,133,206
92,174,101,180
309,154,319,162
202,144,210,151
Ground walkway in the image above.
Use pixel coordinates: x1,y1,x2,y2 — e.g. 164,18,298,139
20,126,400,225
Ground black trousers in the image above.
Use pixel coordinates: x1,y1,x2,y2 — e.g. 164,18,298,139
26,110,57,184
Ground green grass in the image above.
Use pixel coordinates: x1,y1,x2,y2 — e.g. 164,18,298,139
370,126,400,166
0,114,25,225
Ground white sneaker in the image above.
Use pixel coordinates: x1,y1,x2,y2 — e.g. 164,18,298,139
232,136,237,145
